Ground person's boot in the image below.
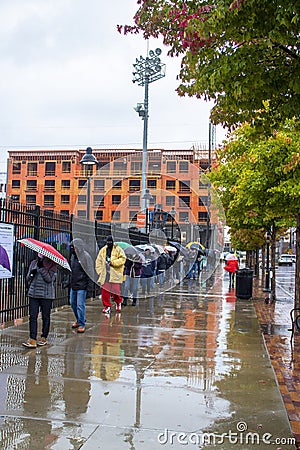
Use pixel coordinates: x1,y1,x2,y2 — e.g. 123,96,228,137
132,298,137,306
122,297,128,306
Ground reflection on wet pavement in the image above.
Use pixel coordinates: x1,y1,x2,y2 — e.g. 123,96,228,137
0,268,296,449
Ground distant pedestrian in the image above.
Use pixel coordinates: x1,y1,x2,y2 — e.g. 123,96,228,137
22,254,57,348
95,235,126,314
224,252,239,288
69,238,95,333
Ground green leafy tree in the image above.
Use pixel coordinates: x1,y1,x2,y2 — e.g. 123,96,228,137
119,0,300,129
210,120,300,306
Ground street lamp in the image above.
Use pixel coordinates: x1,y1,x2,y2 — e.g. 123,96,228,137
169,207,176,240
133,48,166,230
264,231,271,292
80,147,98,221
143,188,153,233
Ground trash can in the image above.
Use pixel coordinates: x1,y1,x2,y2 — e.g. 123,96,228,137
236,268,253,299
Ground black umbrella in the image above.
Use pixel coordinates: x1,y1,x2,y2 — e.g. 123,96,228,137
168,241,189,257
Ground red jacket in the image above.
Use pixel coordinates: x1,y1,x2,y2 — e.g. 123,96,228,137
224,259,239,273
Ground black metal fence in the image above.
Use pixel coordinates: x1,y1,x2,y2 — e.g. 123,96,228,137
0,199,149,326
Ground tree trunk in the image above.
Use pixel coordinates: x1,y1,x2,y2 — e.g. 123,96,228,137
271,223,276,301
295,213,300,309
261,245,265,286
254,246,259,277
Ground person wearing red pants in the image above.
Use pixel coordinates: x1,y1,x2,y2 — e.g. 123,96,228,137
95,235,126,314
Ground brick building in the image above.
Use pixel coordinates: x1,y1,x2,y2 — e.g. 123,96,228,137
6,148,222,244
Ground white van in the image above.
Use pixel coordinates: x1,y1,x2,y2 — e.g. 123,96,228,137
278,254,294,266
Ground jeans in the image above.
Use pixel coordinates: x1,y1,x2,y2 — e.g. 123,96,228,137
70,288,87,328
187,262,198,279
141,277,154,294
123,276,140,299
157,270,165,286
29,296,52,340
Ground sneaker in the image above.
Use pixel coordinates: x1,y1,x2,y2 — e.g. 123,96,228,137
77,326,85,333
116,303,121,313
72,322,79,329
22,338,37,348
102,307,111,314
37,337,47,346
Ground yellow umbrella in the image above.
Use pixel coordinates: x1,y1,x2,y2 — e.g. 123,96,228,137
186,241,205,250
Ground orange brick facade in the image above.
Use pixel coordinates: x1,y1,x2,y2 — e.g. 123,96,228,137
6,148,217,234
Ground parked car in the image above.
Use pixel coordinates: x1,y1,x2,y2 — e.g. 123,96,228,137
278,254,294,266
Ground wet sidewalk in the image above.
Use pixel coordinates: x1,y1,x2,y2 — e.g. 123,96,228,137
252,269,300,447
0,268,296,449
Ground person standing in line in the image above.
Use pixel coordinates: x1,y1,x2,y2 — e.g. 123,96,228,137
69,238,95,333
22,254,57,348
141,248,156,296
122,252,143,307
95,235,126,314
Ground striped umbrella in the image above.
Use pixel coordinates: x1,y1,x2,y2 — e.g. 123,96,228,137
18,238,71,271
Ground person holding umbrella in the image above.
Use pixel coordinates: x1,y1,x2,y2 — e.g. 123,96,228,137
224,251,239,288
22,253,57,348
95,235,126,314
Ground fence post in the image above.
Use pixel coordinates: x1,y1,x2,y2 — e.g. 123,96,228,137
34,205,40,240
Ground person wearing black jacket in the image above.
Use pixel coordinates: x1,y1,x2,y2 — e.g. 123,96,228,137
69,238,94,333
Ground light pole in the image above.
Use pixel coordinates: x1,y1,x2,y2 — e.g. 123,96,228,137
264,231,271,292
169,207,176,240
80,147,98,221
143,188,153,233
133,48,166,230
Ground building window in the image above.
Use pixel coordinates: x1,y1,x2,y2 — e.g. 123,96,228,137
179,211,189,222
44,180,55,191
26,180,37,191
179,196,190,207
45,162,56,176
199,179,209,188
112,195,121,205
167,161,176,173
147,179,157,189
78,180,86,189
78,210,86,218
198,196,208,206
11,195,20,202
44,210,54,218
27,162,37,176
95,210,103,220
131,161,142,174
112,210,120,221
12,162,21,174
129,210,138,221
166,196,175,206
97,161,110,170
200,161,209,171
44,195,55,206
129,180,140,192
62,161,71,173
61,195,70,204
78,195,86,204
113,160,127,173
26,195,36,205
93,195,104,207
12,180,20,189
94,179,105,191
129,195,140,207
60,210,70,216
198,211,208,221
166,180,176,190
113,179,122,189
61,180,70,190
179,161,189,173
179,181,190,192
148,161,161,173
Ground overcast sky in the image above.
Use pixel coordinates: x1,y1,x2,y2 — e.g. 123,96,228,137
0,0,227,172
